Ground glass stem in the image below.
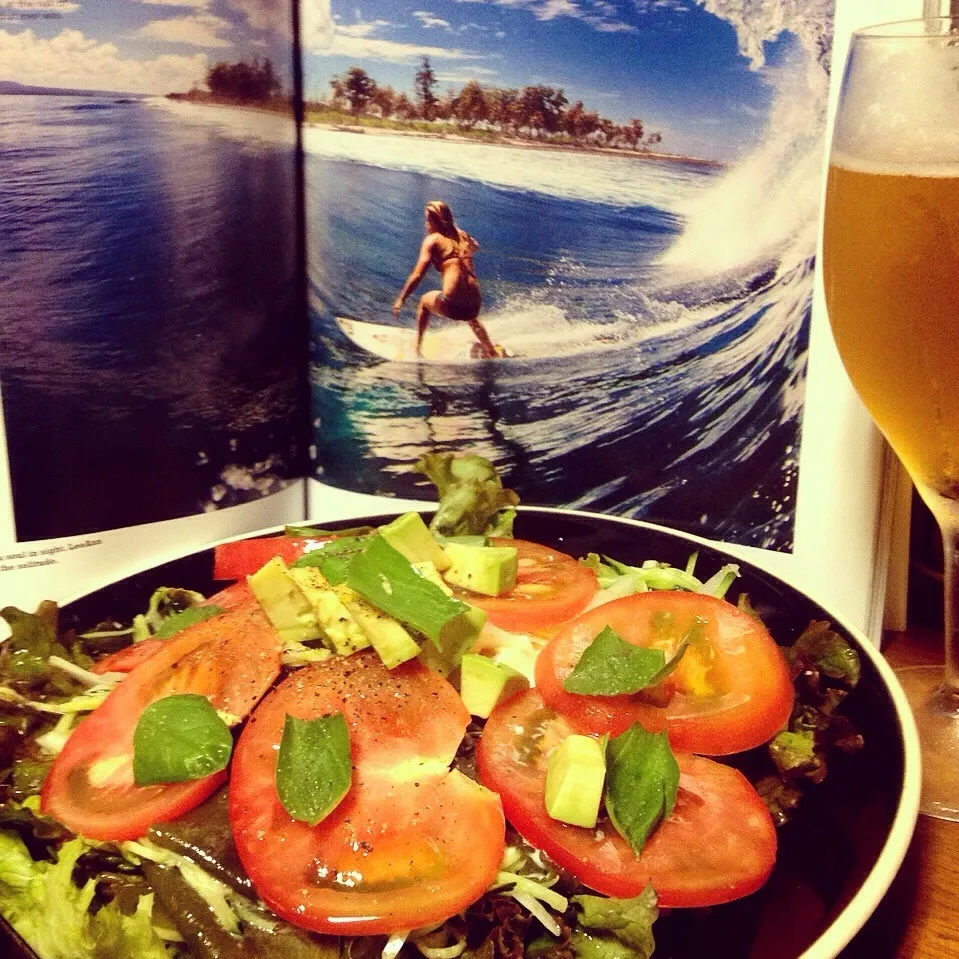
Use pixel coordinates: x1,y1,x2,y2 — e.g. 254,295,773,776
930,494,959,708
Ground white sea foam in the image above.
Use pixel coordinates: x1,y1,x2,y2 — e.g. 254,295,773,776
656,0,833,280
301,125,712,213
695,0,834,71
147,97,297,149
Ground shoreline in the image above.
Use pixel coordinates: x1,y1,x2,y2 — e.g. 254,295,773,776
306,119,724,168
164,93,722,168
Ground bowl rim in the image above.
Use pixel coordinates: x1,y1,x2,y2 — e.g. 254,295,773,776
55,503,921,959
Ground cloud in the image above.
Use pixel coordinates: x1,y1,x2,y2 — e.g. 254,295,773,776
303,2,483,62
633,0,690,11
141,0,210,8
534,0,579,20
435,64,499,82
301,0,335,49
0,26,208,93
1,0,80,11
336,17,392,38
225,0,292,33
413,10,452,30
326,30,482,62
137,13,233,48
451,0,633,33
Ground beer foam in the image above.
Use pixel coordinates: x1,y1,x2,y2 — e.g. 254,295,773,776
830,152,959,179
832,34,959,166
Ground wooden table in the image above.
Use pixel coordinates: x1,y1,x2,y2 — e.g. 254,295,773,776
839,627,959,959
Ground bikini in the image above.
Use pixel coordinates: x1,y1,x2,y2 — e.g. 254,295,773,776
435,243,482,322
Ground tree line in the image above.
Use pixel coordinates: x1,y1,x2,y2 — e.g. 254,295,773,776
318,57,662,151
169,58,284,103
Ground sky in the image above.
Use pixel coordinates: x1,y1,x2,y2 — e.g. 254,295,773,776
0,0,295,96
0,0,832,161
301,0,827,161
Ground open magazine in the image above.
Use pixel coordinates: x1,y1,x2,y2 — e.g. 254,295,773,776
0,0,920,639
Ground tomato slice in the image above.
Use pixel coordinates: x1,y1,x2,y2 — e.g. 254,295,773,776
212,535,335,580
229,651,505,935
90,639,166,676
477,689,777,907
535,591,794,755
89,582,254,676
447,538,598,633
41,599,282,841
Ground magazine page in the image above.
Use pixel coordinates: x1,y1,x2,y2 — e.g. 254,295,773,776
299,0,916,640
0,0,309,613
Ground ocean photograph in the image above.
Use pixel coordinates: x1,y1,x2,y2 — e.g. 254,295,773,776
305,0,835,551
0,0,303,541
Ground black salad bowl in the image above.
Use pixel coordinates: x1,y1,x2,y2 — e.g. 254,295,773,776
0,507,920,959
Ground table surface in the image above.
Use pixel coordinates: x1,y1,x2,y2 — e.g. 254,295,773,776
839,627,959,959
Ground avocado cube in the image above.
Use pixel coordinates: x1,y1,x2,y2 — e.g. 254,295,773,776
412,560,454,595
419,606,488,678
545,734,606,828
460,653,529,718
436,535,488,548
379,512,451,571
248,557,322,644
286,567,371,655
340,591,421,669
443,543,518,597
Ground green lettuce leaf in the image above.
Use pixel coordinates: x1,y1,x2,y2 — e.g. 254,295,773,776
570,887,658,959
0,832,172,959
578,554,739,600
414,453,520,537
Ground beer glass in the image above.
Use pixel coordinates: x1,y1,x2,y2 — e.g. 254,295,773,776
823,15,959,820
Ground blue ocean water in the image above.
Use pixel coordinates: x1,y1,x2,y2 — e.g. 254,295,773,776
307,131,811,551
0,95,303,541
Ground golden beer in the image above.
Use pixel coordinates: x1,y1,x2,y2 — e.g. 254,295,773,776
823,159,959,498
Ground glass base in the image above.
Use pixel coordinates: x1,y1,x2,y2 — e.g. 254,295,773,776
895,664,959,821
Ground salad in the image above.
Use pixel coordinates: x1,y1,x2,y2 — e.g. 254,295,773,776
0,454,865,959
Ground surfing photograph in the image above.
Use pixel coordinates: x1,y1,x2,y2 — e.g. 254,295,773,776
305,0,835,552
0,0,303,541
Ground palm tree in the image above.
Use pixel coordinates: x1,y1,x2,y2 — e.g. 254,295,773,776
414,57,438,120
343,67,376,117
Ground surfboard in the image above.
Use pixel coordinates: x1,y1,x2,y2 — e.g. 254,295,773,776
335,316,512,364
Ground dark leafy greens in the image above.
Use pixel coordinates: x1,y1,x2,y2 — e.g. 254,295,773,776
756,621,864,825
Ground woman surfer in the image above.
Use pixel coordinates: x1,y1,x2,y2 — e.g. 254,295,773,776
393,201,501,359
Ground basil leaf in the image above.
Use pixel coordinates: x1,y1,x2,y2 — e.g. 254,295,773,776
604,724,679,855
291,535,373,585
564,628,686,696
285,524,377,538
133,694,233,786
276,712,352,826
153,604,225,639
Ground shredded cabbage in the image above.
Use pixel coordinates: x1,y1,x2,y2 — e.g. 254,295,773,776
489,869,568,936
